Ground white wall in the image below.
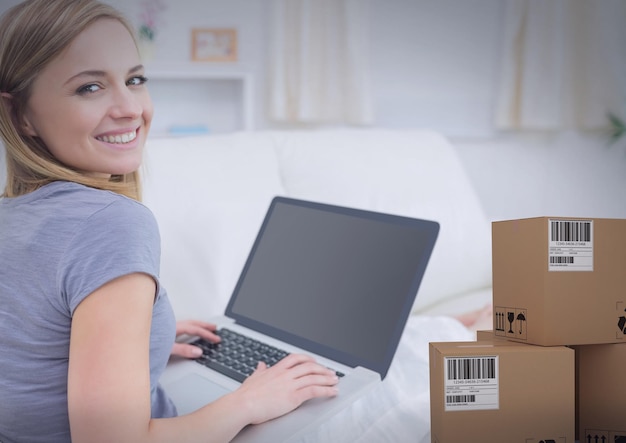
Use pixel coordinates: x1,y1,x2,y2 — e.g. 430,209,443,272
369,0,503,137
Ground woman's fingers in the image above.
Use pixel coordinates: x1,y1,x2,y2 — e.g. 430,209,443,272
172,320,221,358
236,353,340,424
171,342,203,358
239,356,339,424
250,354,339,390
176,320,221,342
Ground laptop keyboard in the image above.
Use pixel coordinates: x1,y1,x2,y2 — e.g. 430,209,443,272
191,328,344,383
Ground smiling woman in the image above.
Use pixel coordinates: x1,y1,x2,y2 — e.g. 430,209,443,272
0,1,339,443
0,0,145,199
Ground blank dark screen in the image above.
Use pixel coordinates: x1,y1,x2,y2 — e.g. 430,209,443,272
228,200,433,365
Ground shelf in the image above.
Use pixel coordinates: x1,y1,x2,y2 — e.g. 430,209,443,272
143,63,254,137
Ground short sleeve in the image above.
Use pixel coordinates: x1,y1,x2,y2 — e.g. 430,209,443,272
58,197,162,314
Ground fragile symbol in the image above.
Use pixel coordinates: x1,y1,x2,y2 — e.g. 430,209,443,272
516,312,526,334
495,311,505,332
494,307,527,339
585,435,607,443
618,308,626,335
507,311,515,333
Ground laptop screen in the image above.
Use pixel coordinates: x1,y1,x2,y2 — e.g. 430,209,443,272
225,197,439,379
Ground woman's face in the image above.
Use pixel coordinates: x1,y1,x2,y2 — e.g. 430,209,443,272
22,18,153,177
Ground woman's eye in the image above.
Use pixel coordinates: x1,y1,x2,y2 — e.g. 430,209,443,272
77,84,102,95
127,75,148,86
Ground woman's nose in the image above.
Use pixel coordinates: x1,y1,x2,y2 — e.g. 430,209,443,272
109,86,143,119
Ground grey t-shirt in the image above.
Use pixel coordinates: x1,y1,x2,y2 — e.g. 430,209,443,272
0,181,177,443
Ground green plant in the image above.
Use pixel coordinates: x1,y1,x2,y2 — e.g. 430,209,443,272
138,24,155,42
608,111,626,145
138,0,166,42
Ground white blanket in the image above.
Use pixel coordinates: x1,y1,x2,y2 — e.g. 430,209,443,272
299,315,474,443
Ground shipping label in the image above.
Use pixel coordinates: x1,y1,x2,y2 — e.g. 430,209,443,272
444,355,499,411
548,219,593,271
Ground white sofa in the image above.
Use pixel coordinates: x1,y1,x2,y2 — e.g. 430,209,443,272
142,129,493,322
141,128,490,442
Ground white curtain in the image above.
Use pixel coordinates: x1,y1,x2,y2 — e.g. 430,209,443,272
269,0,373,125
495,0,626,131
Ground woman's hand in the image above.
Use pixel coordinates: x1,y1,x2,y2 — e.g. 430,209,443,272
171,320,221,359
233,353,339,425
171,323,339,428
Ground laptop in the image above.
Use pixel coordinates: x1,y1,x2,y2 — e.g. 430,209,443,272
160,196,439,442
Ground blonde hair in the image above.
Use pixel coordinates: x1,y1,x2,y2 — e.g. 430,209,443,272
0,0,142,200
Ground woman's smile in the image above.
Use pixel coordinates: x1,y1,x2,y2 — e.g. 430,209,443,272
95,128,139,146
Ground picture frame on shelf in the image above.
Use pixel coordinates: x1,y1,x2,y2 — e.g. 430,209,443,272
191,28,237,62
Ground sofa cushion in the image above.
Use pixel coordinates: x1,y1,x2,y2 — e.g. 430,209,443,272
142,133,287,320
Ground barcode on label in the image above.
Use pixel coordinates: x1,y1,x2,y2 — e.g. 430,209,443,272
550,256,574,264
444,355,499,411
447,357,496,380
446,394,476,403
550,220,591,242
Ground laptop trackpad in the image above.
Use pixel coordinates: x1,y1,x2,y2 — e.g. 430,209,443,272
167,373,232,415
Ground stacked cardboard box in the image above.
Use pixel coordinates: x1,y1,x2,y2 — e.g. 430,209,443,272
491,217,625,347
430,217,626,443
429,339,574,442
575,343,626,442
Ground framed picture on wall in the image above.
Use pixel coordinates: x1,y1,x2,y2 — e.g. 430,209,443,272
191,28,238,62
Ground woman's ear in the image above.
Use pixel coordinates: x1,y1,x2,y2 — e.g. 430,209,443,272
0,92,13,113
20,113,38,137
1,92,37,136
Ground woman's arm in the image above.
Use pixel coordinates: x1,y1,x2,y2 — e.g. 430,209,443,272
68,273,338,443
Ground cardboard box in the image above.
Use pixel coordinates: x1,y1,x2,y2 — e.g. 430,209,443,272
492,217,626,346
576,343,626,442
476,329,497,341
429,340,575,443
476,329,583,441
478,331,626,442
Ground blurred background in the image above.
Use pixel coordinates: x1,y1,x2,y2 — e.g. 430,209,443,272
1,0,625,221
